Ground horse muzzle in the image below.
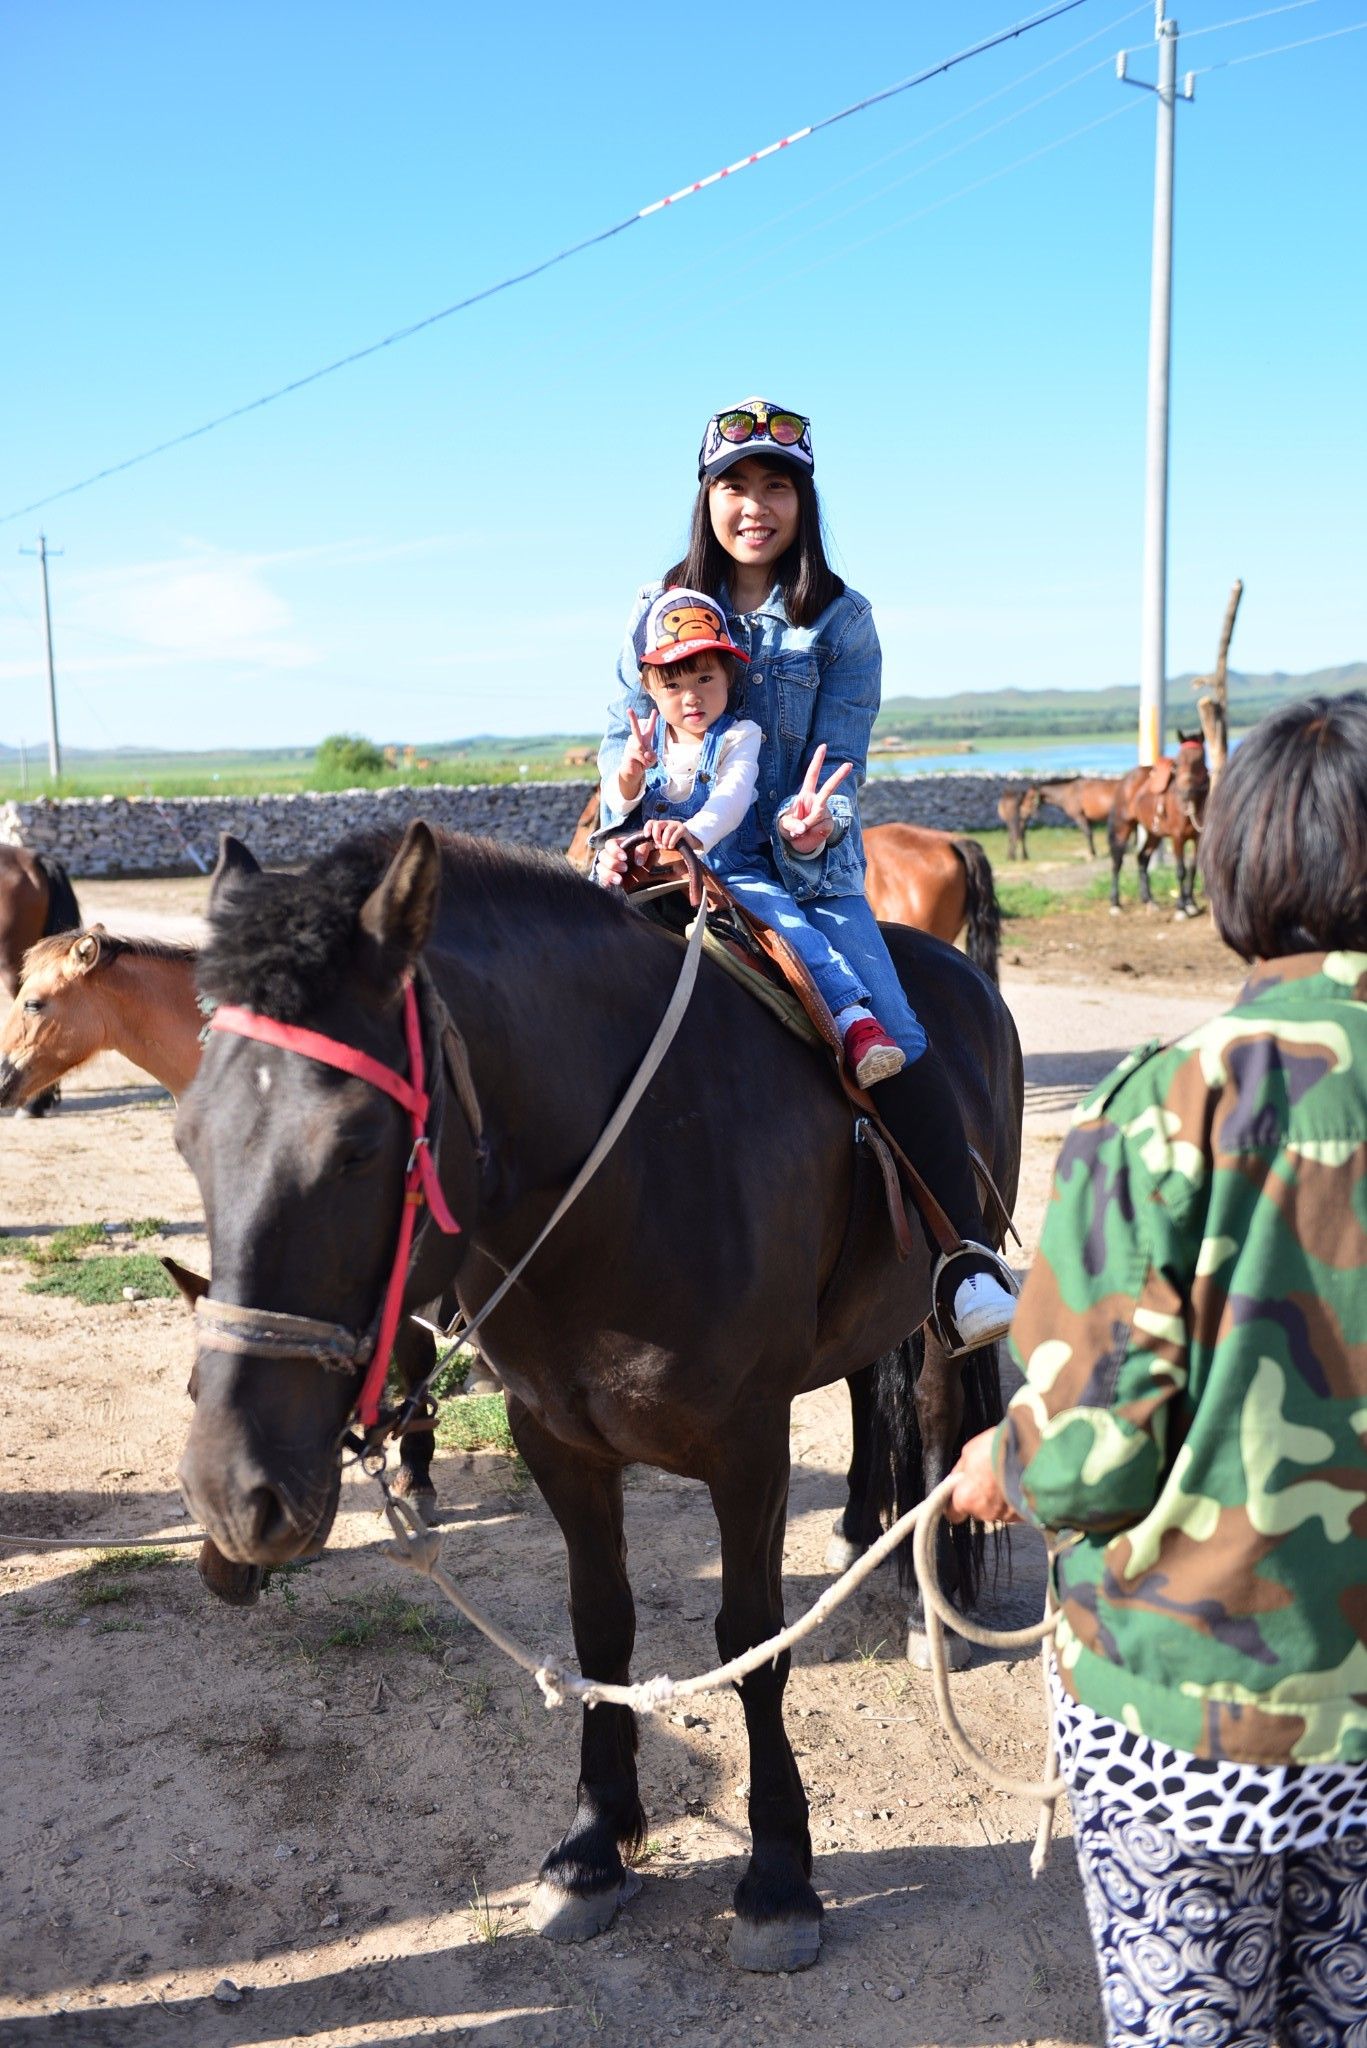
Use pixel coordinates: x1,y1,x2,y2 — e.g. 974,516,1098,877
0,1053,29,1109
179,1419,342,1566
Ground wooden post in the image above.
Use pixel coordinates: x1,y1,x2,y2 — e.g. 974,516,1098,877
1192,577,1242,785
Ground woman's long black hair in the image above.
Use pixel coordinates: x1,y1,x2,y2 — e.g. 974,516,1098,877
664,455,845,628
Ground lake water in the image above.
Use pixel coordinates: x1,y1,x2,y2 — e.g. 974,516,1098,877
868,739,1141,779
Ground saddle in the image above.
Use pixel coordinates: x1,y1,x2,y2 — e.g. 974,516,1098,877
619,847,1016,1264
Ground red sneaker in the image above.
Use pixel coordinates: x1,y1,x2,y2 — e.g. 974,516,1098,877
842,1017,906,1088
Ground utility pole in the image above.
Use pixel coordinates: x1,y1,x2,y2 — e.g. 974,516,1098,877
1118,9,1194,763
19,533,64,780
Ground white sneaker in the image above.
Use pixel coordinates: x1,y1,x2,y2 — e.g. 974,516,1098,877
952,1271,1017,1349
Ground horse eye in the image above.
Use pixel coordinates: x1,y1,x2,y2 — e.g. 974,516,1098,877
23,998,45,1015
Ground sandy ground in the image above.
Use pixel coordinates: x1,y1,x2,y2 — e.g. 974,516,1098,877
0,872,1245,2047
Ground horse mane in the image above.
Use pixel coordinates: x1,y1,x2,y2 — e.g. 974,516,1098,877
22,927,199,978
198,829,628,1023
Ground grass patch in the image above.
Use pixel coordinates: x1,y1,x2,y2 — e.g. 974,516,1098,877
996,878,1072,921
25,1253,177,1305
128,1217,169,1240
434,1393,516,1456
428,1348,474,1400
85,1547,178,1575
11,1223,108,1265
320,1586,466,1658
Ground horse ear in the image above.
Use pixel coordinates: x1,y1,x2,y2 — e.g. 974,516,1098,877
209,834,261,913
161,1255,209,1308
70,929,104,972
358,821,441,983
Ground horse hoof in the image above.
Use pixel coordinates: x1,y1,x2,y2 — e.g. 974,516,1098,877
729,1914,822,1973
906,1624,971,1671
527,1869,640,1943
825,1526,866,1573
1108,906,1121,917
390,1473,439,1525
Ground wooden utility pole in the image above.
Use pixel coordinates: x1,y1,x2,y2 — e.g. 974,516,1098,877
1191,577,1242,784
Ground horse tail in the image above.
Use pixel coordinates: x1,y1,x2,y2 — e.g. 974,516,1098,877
864,1333,1005,1606
36,853,81,936
950,836,1001,986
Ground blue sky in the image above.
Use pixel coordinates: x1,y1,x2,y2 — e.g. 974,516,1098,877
3,0,1364,753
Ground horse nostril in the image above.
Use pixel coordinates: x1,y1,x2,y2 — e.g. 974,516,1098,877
246,1484,296,1551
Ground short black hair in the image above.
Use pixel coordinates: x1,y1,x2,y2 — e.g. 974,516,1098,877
1200,692,1367,960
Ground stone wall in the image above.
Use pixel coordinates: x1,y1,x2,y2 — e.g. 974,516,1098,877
0,771,1055,878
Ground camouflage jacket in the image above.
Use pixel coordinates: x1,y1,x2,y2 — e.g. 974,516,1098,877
995,951,1367,1765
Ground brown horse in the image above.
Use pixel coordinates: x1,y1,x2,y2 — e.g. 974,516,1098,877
568,789,1001,982
0,845,82,1116
862,824,1001,984
1030,776,1124,858
0,927,203,1111
996,786,1040,860
1108,734,1209,916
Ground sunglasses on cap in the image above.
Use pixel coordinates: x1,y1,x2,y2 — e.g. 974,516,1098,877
699,403,814,478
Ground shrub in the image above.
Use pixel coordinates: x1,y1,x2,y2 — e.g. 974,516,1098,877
314,733,385,782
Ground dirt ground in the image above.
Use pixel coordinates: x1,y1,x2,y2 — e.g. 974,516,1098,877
0,872,1246,2048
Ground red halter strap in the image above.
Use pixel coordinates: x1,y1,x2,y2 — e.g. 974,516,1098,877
209,981,461,1429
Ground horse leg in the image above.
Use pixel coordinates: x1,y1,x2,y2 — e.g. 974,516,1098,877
826,1368,882,1570
1108,822,1128,912
388,1317,438,1523
710,1420,822,1973
1136,829,1156,909
508,1399,644,1943
1084,819,1096,860
904,1332,1004,1672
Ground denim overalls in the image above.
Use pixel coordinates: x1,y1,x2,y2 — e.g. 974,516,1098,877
601,582,929,1061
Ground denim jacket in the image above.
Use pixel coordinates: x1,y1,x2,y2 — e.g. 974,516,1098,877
599,580,881,904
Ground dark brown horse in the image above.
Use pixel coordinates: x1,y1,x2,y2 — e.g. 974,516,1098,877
1108,734,1209,916
996,786,1040,860
177,824,1022,1972
0,844,81,1116
1030,775,1123,858
862,823,1001,984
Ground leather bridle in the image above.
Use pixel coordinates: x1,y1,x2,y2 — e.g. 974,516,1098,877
195,976,462,1433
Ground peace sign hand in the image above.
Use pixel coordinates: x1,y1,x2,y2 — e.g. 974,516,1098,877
777,744,853,856
617,708,660,802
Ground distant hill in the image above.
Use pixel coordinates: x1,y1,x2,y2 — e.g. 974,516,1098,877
876,664,1367,742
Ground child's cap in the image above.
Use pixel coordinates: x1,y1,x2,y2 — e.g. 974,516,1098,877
640,587,750,670
698,398,814,481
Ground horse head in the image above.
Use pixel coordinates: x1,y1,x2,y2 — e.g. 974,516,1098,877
1174,732,1210,828
176,824,478,1567
0,926,108,1110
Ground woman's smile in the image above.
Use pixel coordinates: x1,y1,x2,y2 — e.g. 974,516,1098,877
709,457,800,575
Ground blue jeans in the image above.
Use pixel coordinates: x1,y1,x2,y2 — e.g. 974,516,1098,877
722,870,869,1019
806,892,929,1063
719,876,928,1061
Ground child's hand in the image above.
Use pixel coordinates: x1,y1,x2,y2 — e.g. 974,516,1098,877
646,820,701,854
616,708,660,801
595,840,631,888
777,744,853,856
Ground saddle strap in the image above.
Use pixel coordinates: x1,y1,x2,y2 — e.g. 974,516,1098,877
857,1120,916,1262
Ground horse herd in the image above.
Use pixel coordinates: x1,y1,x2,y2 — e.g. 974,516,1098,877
0,734,1210,1975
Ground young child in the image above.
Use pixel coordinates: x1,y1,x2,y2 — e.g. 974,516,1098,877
596,585,907,1087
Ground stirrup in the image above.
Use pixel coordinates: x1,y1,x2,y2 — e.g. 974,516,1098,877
930,1241,1021,1358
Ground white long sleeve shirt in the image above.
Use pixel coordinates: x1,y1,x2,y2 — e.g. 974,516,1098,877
616,718,761,854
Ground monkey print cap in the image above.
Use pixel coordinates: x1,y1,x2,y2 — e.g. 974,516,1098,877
639,588,751,669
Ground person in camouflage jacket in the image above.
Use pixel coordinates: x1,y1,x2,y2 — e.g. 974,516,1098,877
950,694,1367,2048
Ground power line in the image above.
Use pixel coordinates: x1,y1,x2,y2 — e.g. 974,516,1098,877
0,0,1091,528
1188,17,1366,71
1179,0,1319,39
